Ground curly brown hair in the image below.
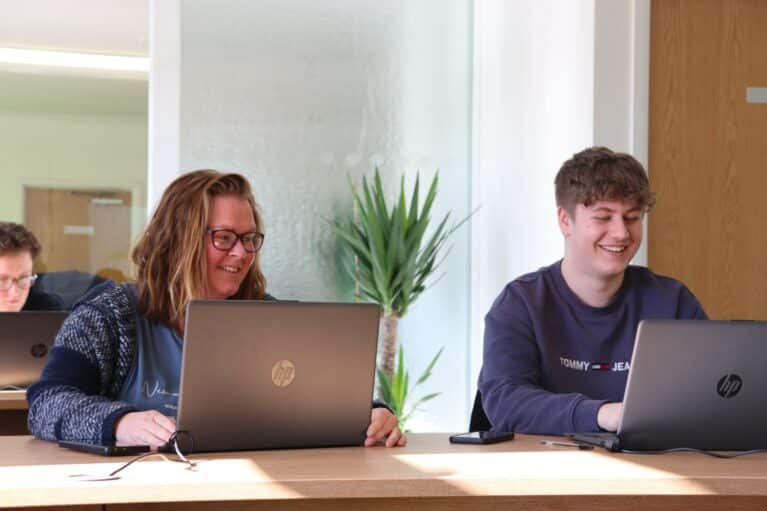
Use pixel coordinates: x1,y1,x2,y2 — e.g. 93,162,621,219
131,170,267,325
0,222,41,258
555,147,656,216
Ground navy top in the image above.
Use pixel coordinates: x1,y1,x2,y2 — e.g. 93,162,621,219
478,260,707,435
22,283,65,311
116,287,182,416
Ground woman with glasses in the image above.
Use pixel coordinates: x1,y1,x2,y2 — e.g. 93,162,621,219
0,222,62,312
27,170,405,448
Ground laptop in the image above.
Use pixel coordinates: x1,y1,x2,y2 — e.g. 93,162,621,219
567,320,767,452
0,311,68,388
175,300,380,453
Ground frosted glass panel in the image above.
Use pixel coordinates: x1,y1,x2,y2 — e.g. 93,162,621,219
180,0,472,430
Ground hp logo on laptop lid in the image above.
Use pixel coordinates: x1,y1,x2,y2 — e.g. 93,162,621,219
30,343,48,358
717,374,742,398
271,360,296,387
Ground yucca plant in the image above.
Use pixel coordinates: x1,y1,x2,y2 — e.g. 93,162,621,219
377,346,443,431
328,169,469,426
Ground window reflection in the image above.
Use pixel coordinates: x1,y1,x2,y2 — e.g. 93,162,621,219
0,3,148,311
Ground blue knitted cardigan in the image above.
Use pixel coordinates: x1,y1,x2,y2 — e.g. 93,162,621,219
27,282,143,443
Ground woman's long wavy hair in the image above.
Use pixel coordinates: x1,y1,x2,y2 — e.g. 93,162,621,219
132,170,267,325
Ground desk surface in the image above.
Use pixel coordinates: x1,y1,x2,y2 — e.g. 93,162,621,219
3,433,767,511
0,390,27,410
0,391,28,435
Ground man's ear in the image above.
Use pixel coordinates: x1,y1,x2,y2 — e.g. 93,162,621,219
557,206,573,237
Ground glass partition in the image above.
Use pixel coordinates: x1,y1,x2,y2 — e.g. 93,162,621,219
180,0,472,430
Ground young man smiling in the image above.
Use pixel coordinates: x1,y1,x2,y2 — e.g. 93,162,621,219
478,147,707,435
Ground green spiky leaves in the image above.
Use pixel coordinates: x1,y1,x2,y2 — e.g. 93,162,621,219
329,168,462,317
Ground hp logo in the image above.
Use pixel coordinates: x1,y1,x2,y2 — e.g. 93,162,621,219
30,343,48,358
716,374,742,398
271,360,296,387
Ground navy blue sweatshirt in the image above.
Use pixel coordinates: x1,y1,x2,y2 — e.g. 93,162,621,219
478,261,707,435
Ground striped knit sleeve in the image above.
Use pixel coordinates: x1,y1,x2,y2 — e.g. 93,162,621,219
27,283,137,444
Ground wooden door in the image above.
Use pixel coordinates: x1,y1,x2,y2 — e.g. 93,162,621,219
648,0,767,319
24,188,132,282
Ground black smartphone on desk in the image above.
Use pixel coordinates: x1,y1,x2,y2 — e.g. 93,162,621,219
449,431,515,444
59,440,150,456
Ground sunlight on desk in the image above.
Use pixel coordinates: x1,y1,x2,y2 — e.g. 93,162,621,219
0,458,304,507
392,450,714,495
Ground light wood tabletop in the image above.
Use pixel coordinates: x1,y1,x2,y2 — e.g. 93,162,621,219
0,390,27,410
2,433,767,510
0,391,28,435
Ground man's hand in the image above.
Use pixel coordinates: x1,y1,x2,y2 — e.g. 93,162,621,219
597,402,623,432
364,408,406,447
114,410,176,448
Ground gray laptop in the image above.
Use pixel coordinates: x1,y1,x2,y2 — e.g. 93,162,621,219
0,311,68,388
568,320,767,451
176,300,380,453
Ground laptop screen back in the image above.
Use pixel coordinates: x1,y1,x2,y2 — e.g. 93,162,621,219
618,319,767,451
177,300,380,452
0,311,68,388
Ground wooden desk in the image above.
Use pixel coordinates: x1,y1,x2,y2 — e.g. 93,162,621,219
2,433,766,510
0,390,28,435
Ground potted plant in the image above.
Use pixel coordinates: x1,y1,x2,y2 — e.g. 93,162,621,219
328,168,468,429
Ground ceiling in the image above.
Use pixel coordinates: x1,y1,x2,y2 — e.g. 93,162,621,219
0,0,149,115
0,0,148,56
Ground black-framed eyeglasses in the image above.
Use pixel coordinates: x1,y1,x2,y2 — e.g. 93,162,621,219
0,274,38,291
206,229,264,253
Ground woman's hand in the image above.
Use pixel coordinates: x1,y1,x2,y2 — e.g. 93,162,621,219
114,410,176,448
364,407,406,447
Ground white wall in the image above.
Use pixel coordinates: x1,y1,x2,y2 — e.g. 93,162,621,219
0,109,147,243
147,0,180,211
470,0,651,391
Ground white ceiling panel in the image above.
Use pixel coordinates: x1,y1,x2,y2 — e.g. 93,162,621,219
0,0,148,56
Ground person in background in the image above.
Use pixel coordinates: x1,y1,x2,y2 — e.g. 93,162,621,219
478,147,707,435
0,222,62,312
27,170,405,448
